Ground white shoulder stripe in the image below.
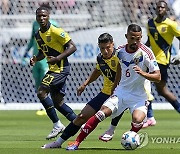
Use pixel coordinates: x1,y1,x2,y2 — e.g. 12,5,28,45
140,44,154,60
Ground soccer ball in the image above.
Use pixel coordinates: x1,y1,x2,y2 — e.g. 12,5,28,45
121,131,140,150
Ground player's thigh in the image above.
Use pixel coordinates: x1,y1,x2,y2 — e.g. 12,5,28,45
51,92,64,106
112,98,127,119
103,95,125,118
130,100,148,122
48,72,68,102
77,104,96,121
37,84,50,98
87,92,110,112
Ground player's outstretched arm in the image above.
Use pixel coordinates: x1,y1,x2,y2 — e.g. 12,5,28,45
77,68,101,96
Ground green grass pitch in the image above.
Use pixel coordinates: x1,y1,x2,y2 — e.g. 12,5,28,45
0,110,180,154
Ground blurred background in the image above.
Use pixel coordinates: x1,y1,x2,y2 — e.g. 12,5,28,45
0,0,179,109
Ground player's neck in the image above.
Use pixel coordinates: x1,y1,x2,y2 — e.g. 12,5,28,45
40,22,51,33
125,45,138,53
155,15,167,23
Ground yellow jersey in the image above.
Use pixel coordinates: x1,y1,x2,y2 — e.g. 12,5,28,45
35,23,71,73
96,51,120,95
147,18,180,65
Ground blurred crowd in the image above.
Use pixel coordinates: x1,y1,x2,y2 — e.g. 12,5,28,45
1,0,180,26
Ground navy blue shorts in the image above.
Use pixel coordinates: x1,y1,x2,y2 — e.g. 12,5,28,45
87,92,110,112
41,71,68,96
158,63,169,82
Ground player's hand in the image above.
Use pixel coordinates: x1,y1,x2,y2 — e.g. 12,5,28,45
133,65,144,75
77,84,86,96
171,55,180,65
47,56,59,65
30,55,37,66
21,58,28,66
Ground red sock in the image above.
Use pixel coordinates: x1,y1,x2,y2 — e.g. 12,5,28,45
130,122,143,132
76,115,100,143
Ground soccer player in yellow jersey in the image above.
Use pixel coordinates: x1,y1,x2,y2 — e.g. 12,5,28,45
144,0,180,127
23,2,59,116
41,33,123,149
30,6,77,139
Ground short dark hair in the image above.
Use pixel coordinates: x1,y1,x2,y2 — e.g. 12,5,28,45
40,2,52,10
127,24,142,33
98,33,113,44
156,0,169,10
157,0,168,5
36,6,50,14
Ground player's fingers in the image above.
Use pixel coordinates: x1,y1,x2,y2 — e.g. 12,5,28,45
76,88,81,96
33,55,36,60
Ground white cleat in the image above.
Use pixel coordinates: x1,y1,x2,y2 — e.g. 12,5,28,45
46,125,65,140
41,141,61,149
99,131,114,142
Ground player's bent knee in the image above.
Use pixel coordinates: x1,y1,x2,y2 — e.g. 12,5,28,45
74,113,88,124
37,91,45,100
37,90,46,100
95,111,106,121
133,116,145,123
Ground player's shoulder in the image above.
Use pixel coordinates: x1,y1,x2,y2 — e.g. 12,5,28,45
97,53,102,61
165,18,176,24
147,18,153,22
147,18,154,25
115,45,126,60
50,25,70,39
34,30,40,38
116,44,126,54
51,25,65,33
139,43,152,52
117,44,126,51
164,18,179,28
139,43,155,60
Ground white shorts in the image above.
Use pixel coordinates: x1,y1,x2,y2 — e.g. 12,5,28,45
103,95,148,119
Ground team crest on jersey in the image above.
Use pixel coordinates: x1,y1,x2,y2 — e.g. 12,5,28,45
60,32,65,38
161,27,167,33
134,58,140,65
46,36,51,42
153,61,158,66
111,60,116,67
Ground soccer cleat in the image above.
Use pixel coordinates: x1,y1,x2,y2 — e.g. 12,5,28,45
142,117,156,128
99,130,114,142
46,125,65,140
66,141,79,151
36,109,47,116
41,141,61,149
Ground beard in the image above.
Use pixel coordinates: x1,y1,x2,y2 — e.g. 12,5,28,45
129,44,138,51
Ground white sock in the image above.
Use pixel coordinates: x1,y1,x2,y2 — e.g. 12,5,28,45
108,125,116,133
54,120,63,128
148,117,155,120
56,137,65,145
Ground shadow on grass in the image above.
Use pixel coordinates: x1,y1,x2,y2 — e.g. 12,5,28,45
72,147,126,151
